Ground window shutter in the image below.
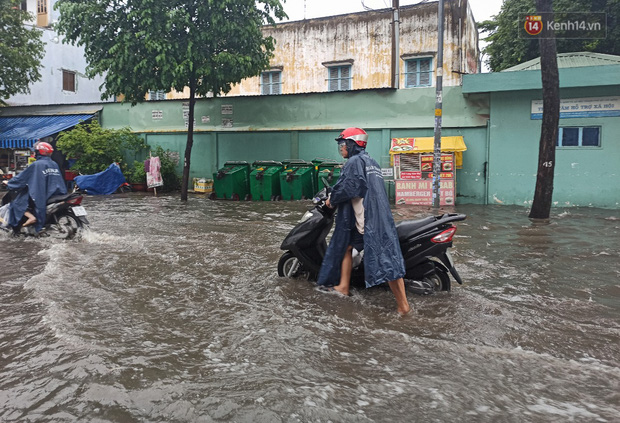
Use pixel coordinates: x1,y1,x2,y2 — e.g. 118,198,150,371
329,68,339,91
341,66,350,90
63,71,75,92
272,72,281,95
261,73,270,95
419,59,431,86
405,61,416,87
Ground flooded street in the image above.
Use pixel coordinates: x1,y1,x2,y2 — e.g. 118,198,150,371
1,193,619,422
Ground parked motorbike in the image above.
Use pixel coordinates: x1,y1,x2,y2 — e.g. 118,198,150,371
277,180,467,294
1,190,89,240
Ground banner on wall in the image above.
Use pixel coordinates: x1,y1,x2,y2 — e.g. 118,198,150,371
531,96,620,119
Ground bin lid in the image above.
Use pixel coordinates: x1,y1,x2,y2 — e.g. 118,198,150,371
252,160,283,167
317,160,343,169
223,161,250,169
282,159,313,167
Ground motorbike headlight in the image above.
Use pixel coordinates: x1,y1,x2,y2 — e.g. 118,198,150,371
299,210,313,223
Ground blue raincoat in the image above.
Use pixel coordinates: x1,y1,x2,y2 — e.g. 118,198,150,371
317,145,405,288
7,156,67,232
74,163,126,195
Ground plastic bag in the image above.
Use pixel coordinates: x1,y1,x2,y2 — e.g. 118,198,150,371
0,203,10,229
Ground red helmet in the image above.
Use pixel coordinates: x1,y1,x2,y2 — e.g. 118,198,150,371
336,127,368,148
35,141,54,156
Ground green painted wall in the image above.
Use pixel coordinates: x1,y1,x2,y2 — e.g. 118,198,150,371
488,85,620,208
99,87,489,203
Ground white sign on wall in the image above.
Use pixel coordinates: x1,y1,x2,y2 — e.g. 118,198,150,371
531,96,620,119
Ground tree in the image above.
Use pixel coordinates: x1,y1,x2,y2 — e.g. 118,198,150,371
54,0,286,200
529,0,560,220
480,0,620,71
56,120,147,175
0,0,44,103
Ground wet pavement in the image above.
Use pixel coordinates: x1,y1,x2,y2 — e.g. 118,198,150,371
1,192,619,422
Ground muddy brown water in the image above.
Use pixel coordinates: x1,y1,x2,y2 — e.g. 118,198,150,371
1,193,619,422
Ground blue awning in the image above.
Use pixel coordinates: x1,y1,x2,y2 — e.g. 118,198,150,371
0,114,95,149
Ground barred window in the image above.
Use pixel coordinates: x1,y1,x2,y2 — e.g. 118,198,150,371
404,58,432,88
327,66,351,91
261,71,282,95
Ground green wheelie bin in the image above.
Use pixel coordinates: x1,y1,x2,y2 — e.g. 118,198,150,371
209,161,251,201
249,161,284,201
280,160,316,200
316,160,343,191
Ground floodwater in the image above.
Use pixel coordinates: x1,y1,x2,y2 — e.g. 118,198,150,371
1,193,619,422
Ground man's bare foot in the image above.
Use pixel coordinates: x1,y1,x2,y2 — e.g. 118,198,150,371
333,285,350,297
397,305,412,315
318,286,351,297
23,213,37,227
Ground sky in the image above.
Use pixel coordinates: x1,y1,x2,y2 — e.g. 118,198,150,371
280,0,503,24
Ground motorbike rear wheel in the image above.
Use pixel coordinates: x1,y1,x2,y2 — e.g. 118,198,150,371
47,213,81,240
278,251,305,278
423,268,451,292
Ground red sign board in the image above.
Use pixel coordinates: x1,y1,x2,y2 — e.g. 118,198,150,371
395,180,455,206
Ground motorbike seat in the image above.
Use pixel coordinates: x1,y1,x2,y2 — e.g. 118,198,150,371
395,216,437,239
47,193,81,205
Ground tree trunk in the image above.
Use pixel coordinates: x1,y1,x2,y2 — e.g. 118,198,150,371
181,76,196,202
529,0,560,220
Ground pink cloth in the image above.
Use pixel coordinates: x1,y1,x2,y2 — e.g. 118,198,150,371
146,156,164,188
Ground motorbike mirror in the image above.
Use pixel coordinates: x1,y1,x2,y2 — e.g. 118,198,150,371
321,177,331,189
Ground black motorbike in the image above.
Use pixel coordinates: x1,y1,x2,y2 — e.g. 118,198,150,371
1,190,89,240
277,181,466,294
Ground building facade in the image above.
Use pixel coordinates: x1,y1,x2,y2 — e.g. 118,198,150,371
227,2,479,96
6,0,109,106
463,52,620,209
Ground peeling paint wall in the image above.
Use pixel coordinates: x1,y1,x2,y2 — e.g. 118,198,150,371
227,1,479,96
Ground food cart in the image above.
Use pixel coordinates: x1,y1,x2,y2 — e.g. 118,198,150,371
389,136,467,206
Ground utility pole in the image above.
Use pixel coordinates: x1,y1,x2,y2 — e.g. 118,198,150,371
432,0,444,209
391,0,400,88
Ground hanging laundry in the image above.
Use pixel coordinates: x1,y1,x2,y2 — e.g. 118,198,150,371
146,156,164,188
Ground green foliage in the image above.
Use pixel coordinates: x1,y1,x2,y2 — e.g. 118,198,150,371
128,161,146,184
150,146,181,191
481,0,620,71
0,0,44,103
54,0,287,103
56,120,147,174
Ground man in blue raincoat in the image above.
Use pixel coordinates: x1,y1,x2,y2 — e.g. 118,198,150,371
317,128,410,314
2,142,67,233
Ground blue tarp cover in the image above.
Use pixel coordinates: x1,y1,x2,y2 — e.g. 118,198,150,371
0,114,95,149
74,163,127,195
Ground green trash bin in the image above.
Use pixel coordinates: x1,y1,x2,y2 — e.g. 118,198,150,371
280,160,316,200
210,161,251,201
316,160,343,191
249,161,284,201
